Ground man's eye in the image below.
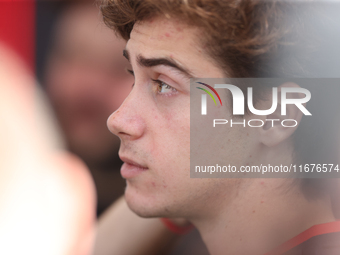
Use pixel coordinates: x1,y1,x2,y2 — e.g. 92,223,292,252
126,69,135,87
152,79,177,94
126,69,134,76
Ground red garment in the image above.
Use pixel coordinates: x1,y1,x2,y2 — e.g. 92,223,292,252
265,221,340,255
0,0,36,72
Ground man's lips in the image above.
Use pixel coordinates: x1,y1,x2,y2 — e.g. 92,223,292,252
119,156,148,179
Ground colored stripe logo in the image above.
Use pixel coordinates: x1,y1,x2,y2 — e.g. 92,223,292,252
196,82,222,106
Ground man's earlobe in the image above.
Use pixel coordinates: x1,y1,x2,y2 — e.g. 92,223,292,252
259,83,304,147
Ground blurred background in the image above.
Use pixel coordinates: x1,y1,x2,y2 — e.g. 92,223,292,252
1,0,340,255
37,0,132,216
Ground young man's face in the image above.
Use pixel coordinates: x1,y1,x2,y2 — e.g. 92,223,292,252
107,17,257,218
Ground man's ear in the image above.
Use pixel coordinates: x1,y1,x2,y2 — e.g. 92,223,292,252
259,82,305,147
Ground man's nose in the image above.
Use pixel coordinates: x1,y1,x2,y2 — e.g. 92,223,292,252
107,89,145,140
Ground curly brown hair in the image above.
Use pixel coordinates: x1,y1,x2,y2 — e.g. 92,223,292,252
100,0,319,78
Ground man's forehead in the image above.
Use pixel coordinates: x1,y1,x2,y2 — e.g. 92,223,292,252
137,17,201,44
127,17,200,57
125,16,225,78
132,17,187,36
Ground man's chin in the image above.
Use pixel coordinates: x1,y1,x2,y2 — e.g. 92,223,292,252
124,188,169,218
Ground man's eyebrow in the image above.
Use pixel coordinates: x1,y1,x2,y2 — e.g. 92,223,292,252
137,55,193,78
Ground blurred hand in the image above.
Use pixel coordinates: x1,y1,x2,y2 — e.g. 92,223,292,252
0,43,96,255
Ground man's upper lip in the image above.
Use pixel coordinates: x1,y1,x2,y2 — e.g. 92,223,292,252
120,156,148,169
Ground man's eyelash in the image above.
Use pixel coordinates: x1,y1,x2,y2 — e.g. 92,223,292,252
126,69,135,87
151,79,177,95
126,69,134,76
125,71,175,92
151,79,162,85
151,79,167,88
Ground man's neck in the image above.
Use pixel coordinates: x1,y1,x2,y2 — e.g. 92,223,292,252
191,179,335,255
